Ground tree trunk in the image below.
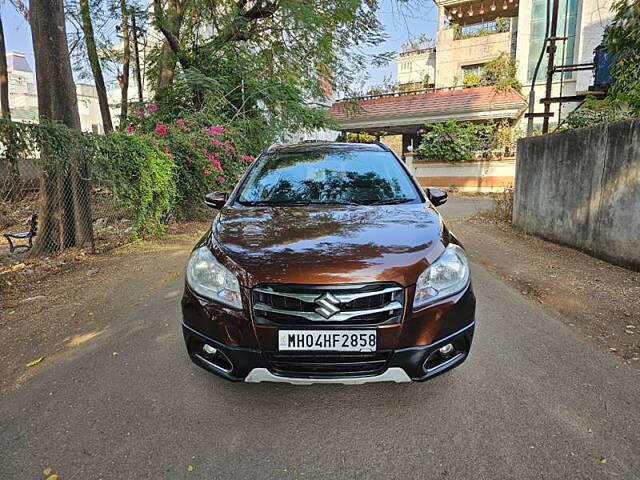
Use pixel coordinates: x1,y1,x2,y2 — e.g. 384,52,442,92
30,0,94,255
153,0,185,99
79,0,113,132
0,14,11,119
131,10,144,103
155,40,176,99
118,0,130,125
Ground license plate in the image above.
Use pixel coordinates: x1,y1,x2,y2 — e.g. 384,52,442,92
278,330,377,352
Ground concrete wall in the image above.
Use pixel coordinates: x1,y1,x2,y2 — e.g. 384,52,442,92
397,50,436,87
514,119,640,270
406,154,516,193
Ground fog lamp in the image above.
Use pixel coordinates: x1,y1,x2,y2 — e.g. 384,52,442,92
439,343,454,355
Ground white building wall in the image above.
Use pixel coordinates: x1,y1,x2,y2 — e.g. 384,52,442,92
575,0,614,91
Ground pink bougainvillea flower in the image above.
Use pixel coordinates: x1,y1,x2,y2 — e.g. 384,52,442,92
125,125,135,133
212,159,222,171
203,168,212,176
148,103,158,112
218,176,226,183
240,155,254,162
201,147,209,155
185,156,193,164
208,125,225,135
154,124,167,137
168,153,174,160
176,119,186,126
163,146,170,153
134,108,144,117
211,139,223,147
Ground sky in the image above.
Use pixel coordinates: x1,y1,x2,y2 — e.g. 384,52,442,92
0,0,439,93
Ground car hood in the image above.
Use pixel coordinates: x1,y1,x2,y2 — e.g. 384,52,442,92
210,203,450,287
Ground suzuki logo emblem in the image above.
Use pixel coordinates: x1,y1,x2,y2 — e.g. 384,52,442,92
314,292,341,319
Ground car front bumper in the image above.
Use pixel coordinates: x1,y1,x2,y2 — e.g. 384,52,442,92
182,320,475,384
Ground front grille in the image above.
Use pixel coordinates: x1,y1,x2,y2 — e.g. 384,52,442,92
252,283,404,326
265,351,391,378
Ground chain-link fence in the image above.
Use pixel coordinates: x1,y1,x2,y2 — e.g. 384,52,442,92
0,156,136,266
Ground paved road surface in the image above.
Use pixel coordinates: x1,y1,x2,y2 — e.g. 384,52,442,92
1,198,638,479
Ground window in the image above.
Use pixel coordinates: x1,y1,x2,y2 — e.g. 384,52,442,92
462,63,485,76
528,0,579,81
237,150,421,205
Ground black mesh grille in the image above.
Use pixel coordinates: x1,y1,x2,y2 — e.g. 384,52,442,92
265,351,392,378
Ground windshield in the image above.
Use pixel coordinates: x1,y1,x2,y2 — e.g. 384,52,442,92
236,150,421,205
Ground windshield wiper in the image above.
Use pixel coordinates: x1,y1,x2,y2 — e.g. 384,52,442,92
366,197,415,205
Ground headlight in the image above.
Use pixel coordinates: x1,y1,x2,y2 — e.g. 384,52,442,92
186,246,242,308
413,244,470,310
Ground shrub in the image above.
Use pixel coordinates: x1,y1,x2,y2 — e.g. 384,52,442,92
91,133,176,238
565,96,630,128
123,107,255,218
482,53,521,92
495,17,510,33
463,72,483,88
416,121,492,162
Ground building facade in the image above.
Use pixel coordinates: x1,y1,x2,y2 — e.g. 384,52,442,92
5,51,139,132
398,0,614,130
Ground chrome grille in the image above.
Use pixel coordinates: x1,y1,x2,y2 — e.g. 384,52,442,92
252,283,404,325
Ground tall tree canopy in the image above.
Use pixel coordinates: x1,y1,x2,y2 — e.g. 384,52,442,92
147,0,390,143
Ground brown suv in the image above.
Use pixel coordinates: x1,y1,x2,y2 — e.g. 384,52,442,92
181,142,475,384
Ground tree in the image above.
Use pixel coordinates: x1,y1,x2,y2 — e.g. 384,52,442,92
117,0,130,124
153,0,185,99
79,0,113,131
30,0,93,254
606,0,640,114
130,5,145,102
145,0,388,143
0,12,10,119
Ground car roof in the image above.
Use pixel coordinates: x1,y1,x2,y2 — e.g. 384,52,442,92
265,142,390,154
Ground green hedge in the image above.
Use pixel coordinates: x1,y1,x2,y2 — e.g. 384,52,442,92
0,120,178,239
91,133,176,238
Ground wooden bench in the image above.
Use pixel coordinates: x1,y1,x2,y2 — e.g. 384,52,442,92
3,214,38,253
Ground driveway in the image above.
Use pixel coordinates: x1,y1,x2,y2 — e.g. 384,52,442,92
1,197,638,479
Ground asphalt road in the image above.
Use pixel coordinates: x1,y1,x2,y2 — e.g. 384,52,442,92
1,198,639,480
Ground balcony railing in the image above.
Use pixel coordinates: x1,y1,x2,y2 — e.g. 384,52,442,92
453,18,511,40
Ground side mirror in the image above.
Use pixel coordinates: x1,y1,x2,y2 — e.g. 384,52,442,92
426,187,448,207
204,191,228,209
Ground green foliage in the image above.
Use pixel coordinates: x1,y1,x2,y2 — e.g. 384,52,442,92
1,119,182,238
415,120,520,162
338,132,378,143
454,19,509,40
495,17,510,33
415,121,491,162
605,0,640,114
123,109,255,218
463,72,483,88
482,53,521,92
492,120,523,155
147,0,386,140
565,96,630,128
90,132,176,238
